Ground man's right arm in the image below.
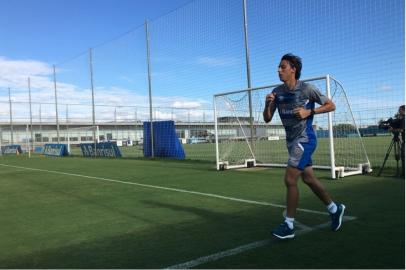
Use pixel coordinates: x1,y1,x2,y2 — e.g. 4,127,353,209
263,92,276,123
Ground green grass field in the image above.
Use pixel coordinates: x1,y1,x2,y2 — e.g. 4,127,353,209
0,154,404,268
70,135,400,171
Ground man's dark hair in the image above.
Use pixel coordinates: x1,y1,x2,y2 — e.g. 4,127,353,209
281,53,302,79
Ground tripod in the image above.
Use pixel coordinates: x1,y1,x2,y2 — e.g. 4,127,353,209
378,132,402,177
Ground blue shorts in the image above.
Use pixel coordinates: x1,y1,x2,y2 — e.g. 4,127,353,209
287,139,317,171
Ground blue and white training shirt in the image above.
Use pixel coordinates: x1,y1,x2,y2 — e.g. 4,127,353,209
270,81,328,143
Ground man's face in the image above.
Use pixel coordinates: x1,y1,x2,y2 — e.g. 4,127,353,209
278,60,296,82
399,107,405,116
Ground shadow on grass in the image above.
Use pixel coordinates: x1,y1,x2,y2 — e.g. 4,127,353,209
0,202,273,269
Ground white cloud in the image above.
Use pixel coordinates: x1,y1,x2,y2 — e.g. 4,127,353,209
171,100,201,109
0,56,213,123
0,56,52,77
379,85,393,92
0,56,53,90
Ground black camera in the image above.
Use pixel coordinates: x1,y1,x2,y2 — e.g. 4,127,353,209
379,117,402,130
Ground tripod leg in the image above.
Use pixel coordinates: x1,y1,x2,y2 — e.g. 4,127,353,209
378,140,394,176
394,140,401,177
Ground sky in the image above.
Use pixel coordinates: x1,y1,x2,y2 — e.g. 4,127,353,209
0,0,404,125
0,0,192,63
0,0,205,121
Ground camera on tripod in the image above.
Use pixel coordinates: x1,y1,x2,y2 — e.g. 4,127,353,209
379,117,401,132
378,113,404,177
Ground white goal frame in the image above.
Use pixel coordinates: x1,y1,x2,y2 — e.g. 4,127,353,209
65,125,100,154
214,75,371,179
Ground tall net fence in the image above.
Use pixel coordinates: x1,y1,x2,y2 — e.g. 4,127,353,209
0,0,404,170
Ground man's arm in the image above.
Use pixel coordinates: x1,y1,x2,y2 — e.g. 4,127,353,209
263,93,277,123
314,99,336,114
293,99,336,119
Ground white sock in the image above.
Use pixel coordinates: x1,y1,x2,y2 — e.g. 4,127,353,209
285,217,295,229
327,202,337,214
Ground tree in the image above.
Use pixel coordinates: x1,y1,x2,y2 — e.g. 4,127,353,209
333,123,355,133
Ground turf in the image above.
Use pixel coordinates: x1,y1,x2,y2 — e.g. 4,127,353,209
68,135,401,171
0,155,404,268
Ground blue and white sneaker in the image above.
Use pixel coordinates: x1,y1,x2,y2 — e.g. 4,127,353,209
331,203,346,231
272,222,295,239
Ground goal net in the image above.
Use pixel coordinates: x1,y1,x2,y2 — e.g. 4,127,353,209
214,75,371,179
64,125,100,155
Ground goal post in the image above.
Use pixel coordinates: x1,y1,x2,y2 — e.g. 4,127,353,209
64,125,99,155
213,75,371,179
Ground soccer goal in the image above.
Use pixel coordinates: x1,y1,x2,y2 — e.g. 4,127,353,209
213,75,371,179
64,125,100,155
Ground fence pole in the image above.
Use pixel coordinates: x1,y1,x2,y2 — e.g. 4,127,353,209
66,104,70,153
53,65,60,143
0,126,2,153
39,104,42,143
8,88,14,144
145,20,154,158
89,48,97,156
27,77,34,151
243,0,255,157
115,107,118,140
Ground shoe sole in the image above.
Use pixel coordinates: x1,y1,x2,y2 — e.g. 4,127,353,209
272,232,295,239
333,204,346,231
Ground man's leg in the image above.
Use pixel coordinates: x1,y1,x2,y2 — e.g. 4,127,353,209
271,166,301,239
301,166,332,205
285,166,302,218
301,166,345,231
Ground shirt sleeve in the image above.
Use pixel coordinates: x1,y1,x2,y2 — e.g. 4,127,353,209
307,84,329,105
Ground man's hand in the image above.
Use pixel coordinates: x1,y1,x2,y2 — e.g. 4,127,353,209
265,93,276,107
293,107,311,119
263,92,276,123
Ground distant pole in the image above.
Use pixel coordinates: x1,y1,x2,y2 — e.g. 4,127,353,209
114,107,118,140
243,0,255,156
66,104,70,153
8,88,14,144
26,124,31,158
0,126,2,152
39,104,42,143
53,65,60,143
188,109,191,139
145,20,154,158
27,77,34,150
89,48,97,156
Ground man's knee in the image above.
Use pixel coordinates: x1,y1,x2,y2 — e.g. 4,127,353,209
301,166,317,185
285,166,301,187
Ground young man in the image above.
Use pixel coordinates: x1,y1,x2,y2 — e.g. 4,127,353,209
263,53,345,239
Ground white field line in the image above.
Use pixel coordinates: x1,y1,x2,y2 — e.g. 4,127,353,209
165,216,357,269
0,163,355,218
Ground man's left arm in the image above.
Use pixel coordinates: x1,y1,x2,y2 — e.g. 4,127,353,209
313,99,336,114
293,86,336,119
294,99,335,119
